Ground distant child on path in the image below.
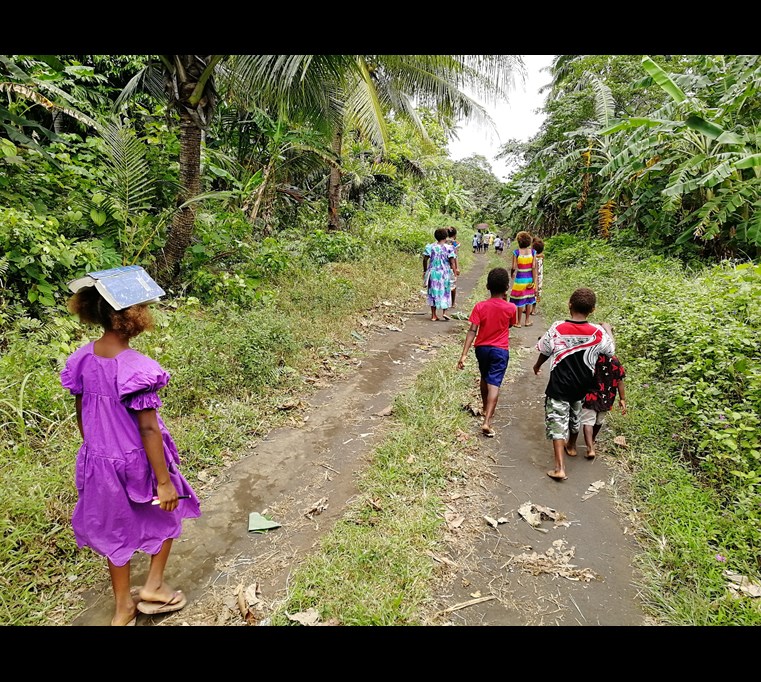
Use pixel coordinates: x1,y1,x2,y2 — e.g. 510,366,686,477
472,232,480,254
423,227,455,321
457,267,518,437
533,287,614,481
581,322,627,460
61,282,201,625
509,230,538,328
530,237,545,316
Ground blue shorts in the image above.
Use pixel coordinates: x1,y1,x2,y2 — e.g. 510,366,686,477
474,346,509,387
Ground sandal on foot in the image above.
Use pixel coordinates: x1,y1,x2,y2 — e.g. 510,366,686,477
481,426,496,438
547,471,568,481
136,590,187,615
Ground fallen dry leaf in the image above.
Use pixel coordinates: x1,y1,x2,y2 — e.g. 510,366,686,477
518,502,565,528
582,480,606,501
485,515,498,528
375,405,393,417
613,435,628,447
724,570,761,598
305,497,329,519
444,510,465,529
287,608,321,626
470,591,482,598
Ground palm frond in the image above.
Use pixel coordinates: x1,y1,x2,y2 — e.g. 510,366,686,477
99,117,154,219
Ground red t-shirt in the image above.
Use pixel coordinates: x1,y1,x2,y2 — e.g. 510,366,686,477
469,297,518,349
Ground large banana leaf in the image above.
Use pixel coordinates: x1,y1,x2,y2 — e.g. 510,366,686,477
641,57,686,103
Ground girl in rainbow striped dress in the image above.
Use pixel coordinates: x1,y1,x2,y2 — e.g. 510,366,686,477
509,230,538,327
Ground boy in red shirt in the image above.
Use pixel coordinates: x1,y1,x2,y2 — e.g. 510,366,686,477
457,267,518,438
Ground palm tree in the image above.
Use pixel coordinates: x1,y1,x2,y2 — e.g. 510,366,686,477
117,55,523,283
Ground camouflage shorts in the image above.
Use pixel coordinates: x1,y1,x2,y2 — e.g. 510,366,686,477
544,397,582,441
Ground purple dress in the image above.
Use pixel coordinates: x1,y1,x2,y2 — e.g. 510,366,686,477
61,342,201,566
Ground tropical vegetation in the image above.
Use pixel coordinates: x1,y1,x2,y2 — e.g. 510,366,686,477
1,54,759,625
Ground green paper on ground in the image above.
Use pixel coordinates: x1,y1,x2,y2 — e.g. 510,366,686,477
248,512,281,532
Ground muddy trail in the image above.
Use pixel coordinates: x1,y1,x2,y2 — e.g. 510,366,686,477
71,254,649,628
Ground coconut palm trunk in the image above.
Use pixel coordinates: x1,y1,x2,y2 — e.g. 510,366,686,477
157,108,202,284
327,127,343,231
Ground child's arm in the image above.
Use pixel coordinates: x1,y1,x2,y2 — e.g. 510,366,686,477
75,394,84,439
533,353,550,375
531,251,538,285
457,323,478,370
136,408,179,510
510,252,517,279
617,378,627,415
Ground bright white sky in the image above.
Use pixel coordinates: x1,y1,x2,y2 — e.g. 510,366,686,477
447,54,556,181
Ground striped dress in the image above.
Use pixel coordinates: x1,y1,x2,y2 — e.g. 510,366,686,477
509,248,536,308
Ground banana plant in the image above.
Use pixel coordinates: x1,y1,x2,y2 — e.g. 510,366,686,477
597,55,761,251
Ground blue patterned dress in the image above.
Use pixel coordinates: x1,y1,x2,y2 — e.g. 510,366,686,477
424,242,453,310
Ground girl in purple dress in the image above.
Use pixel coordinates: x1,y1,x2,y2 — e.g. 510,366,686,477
61,285,201,625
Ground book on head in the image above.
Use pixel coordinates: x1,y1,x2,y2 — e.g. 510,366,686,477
67,265,165,311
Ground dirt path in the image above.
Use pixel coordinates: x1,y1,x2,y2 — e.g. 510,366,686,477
71,255,649,627
429,315,649,626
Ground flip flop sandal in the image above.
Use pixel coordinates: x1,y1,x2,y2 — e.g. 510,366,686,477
136,590,187,615
547,471,568,481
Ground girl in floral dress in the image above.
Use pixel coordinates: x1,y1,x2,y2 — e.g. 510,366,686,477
423,227,456,321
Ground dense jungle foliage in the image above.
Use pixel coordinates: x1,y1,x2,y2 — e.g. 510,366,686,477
1,54,758,625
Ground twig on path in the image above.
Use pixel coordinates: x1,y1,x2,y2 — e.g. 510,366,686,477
317,462,341,475
437,595,497,615
569,594,587,622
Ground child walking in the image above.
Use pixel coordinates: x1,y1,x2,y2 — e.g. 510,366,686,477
530,237,544,316
423,228,455,321
533,287,614,481
509,230,537,328
581,323,627,460
60,275,201,625
457,267,518,437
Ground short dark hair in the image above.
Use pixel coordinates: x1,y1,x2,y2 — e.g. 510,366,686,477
569,287,596,315
516,231,532,248
486,267,510,294
68,286,154,339
434,227,449,241
532,238,544,254
447,227,457,237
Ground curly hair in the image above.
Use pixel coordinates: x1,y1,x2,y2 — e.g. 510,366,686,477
532,237,545,254
486,267,510,295
516,231,532,248
67,286,154,339
569,287,596,315
434,227,449,241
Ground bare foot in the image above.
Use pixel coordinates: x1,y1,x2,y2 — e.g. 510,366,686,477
565,447,577,457
525,322,533,327
547,470,567,481
585,449,596,460
513,324,522,328
481,425,496,438
431,316,439,321
111,607,137,626
137,583,180,605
